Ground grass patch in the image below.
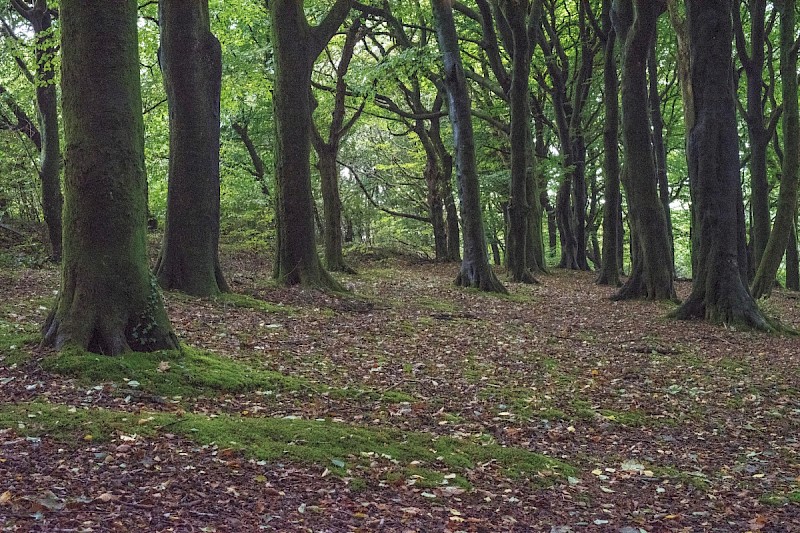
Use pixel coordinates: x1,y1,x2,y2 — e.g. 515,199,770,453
0,402,573,488
759,490,800,506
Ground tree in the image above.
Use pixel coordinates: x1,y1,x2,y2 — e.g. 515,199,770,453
430,0,506,293
154,0,228,297
593,0,622,286
311,18,364,274
612,0,675,301
270,0,350,289
42,0,179,354
673,0,770,329
733,1,781,274
6,0,62,261
750,0,799,299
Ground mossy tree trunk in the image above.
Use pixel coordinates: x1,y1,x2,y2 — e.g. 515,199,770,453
11,0,63,261
155,0,228,297
750,0,799,299
787,222,799,291
673,0,770,330
43,0,179,355
270,0,350,289
431,0,506,293
612,0,675,301
596,0,622,287
310,18,363,274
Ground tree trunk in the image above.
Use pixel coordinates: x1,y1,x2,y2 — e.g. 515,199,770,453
750,0,799,299
316,145,353,272
503,0,537,284
43,0,179,355
648,37,674,277
12,2,63,261
231,121,269,197
787,221,799,291
597,13,622,287
270,0,350,289
674,0,770,329
612,0,675,300
431,0,506,293
155,0,228,297
444,184,461,262
734,1,773,274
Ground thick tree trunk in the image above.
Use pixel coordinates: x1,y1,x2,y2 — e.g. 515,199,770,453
270,0,350,289
431,0,506,293
612,0,675,301
597,18,622,287
750,0,799,299
43,0,178,355
674,0,770,329
155,0,228,297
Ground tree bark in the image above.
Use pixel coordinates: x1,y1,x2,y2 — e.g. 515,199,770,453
311,18,363,273
597,1,622,286
43,0,179,355
612,0,675,301
431,0,506,293
155,0,228,297
787,221,799,291
270,0,350,289
503,0,537,283
674,0,770,329
734,1,776,274
648,34,674,277
10,1,63,261
750,0,799,299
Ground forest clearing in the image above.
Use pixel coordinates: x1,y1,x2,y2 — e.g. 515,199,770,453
1,243,799,531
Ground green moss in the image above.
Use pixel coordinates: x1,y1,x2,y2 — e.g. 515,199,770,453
212,292,296,314
0,401,573,485
0,329,39,366
0,402,170,442
760,490,800,506
569,399,657,427
41,346,309,397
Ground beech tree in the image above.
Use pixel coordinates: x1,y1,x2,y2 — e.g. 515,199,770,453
270,0,350,289
674,0,770,329
430,0,506,293
750,0,799,299
6,0,62,261
594,0,622,286
612,0,675,301
311,18,364,274
155,0,228,297
42,0,178,354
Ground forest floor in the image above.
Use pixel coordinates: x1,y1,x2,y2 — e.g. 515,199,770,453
1,238,799,532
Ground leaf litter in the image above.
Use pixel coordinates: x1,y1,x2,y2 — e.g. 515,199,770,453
1,249,799,531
